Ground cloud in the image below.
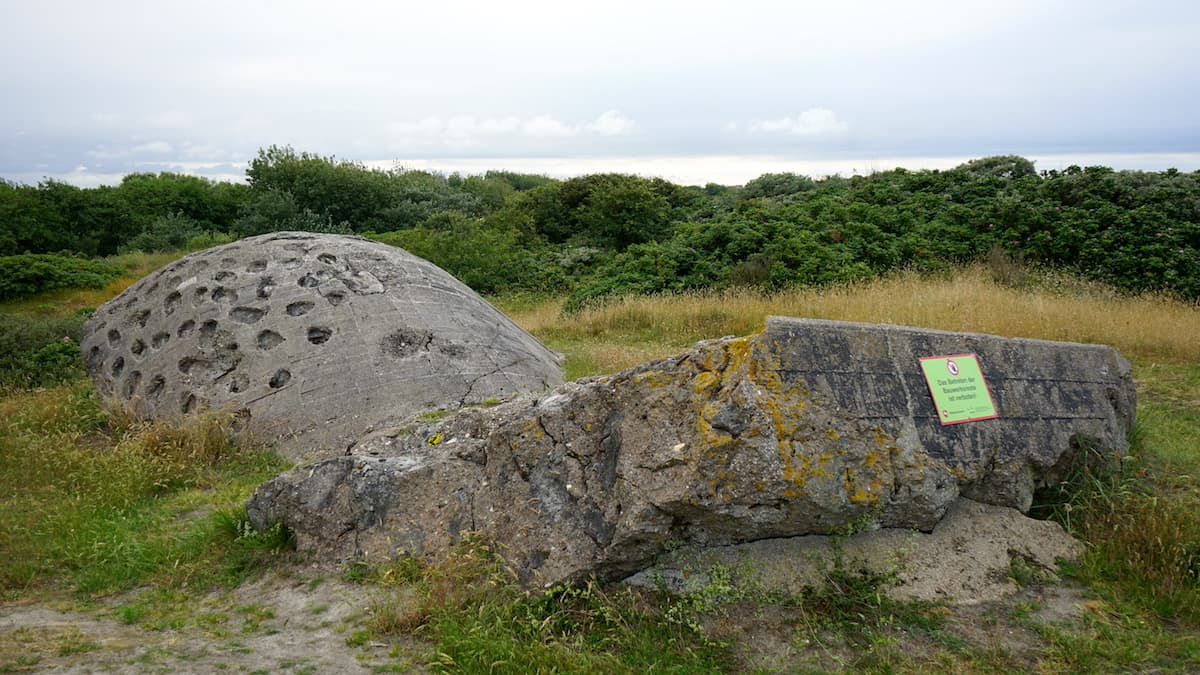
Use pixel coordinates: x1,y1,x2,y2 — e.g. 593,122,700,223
457,116,522,136
748,108,849,136
522,115,577,138
133,141,173,153
587,110,635,136
386,117,446,138
385,111,635,148
86,140,176,160
145,111,193,129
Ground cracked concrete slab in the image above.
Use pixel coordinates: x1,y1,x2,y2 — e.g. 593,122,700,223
247,317,1134,588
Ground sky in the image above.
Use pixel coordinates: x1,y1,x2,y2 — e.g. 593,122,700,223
2,0,1199,187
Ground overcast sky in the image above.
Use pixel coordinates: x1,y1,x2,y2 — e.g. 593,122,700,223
3,0,1199,186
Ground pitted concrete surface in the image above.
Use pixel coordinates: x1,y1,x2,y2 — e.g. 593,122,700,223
81,232,562,459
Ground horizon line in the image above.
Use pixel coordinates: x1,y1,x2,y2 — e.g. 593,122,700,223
6,151,1200,189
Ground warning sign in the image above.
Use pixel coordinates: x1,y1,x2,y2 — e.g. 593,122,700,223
918,354,998,425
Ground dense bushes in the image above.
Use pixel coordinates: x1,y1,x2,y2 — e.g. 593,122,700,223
3,151,1199,306
564,162,1200,309
0,254,123,300
0,175,249,257
369,217,546,294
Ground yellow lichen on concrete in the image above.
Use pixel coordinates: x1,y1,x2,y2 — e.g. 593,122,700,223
689,340,752,473
811,450,834,479
692,370,720,396
521,418,545,439
872,426,889,448
632,369,675,390
741,337,817,492
844,467,885,505
863,448,885,470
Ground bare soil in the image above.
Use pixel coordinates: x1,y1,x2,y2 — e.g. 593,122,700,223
1,567,1097,674
0,566,432,674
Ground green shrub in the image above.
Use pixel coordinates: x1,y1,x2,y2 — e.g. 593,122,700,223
121,211,205,253
0,254,123,300
367,216,576,294
0,309,91,388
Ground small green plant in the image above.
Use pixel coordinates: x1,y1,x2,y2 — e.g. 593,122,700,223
344,629,370,647
836,511,879,536
237,603,277,634
416,408,450,423
1008,554,1057,587
55,632,100,657
661,563,740,641
340,556,424,587
116,604,146,625
375,556,425,585
342,560,374,584
213,507,297,576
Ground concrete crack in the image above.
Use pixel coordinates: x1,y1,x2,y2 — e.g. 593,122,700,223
537,416,561,447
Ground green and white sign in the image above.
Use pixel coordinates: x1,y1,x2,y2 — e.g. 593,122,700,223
918,354,998,425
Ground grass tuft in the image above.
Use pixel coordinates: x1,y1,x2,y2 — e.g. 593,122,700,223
1030,374,1200,625
361,536,730,672
0,379,290,595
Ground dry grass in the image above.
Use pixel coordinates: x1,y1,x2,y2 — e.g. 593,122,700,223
502,265,1200,378
2,278,137,318
103,250,188,277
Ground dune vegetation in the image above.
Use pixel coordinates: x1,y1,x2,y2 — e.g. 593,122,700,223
2,250,1198,671
2,151,1198,669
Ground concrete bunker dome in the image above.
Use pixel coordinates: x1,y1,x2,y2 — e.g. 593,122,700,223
80,231,564,459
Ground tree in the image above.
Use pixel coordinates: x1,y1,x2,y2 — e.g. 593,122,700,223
742,172,817,199
955,155,1037,180
575,175,672,249
247,145,393,228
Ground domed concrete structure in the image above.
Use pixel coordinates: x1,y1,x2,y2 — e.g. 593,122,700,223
81,232,563,459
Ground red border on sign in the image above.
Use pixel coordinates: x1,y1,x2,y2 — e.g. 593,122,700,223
918,353,1000,426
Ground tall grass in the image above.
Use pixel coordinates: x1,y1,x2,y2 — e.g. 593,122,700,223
0,278,136,319
0,381,289,594
500,265,1200,378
